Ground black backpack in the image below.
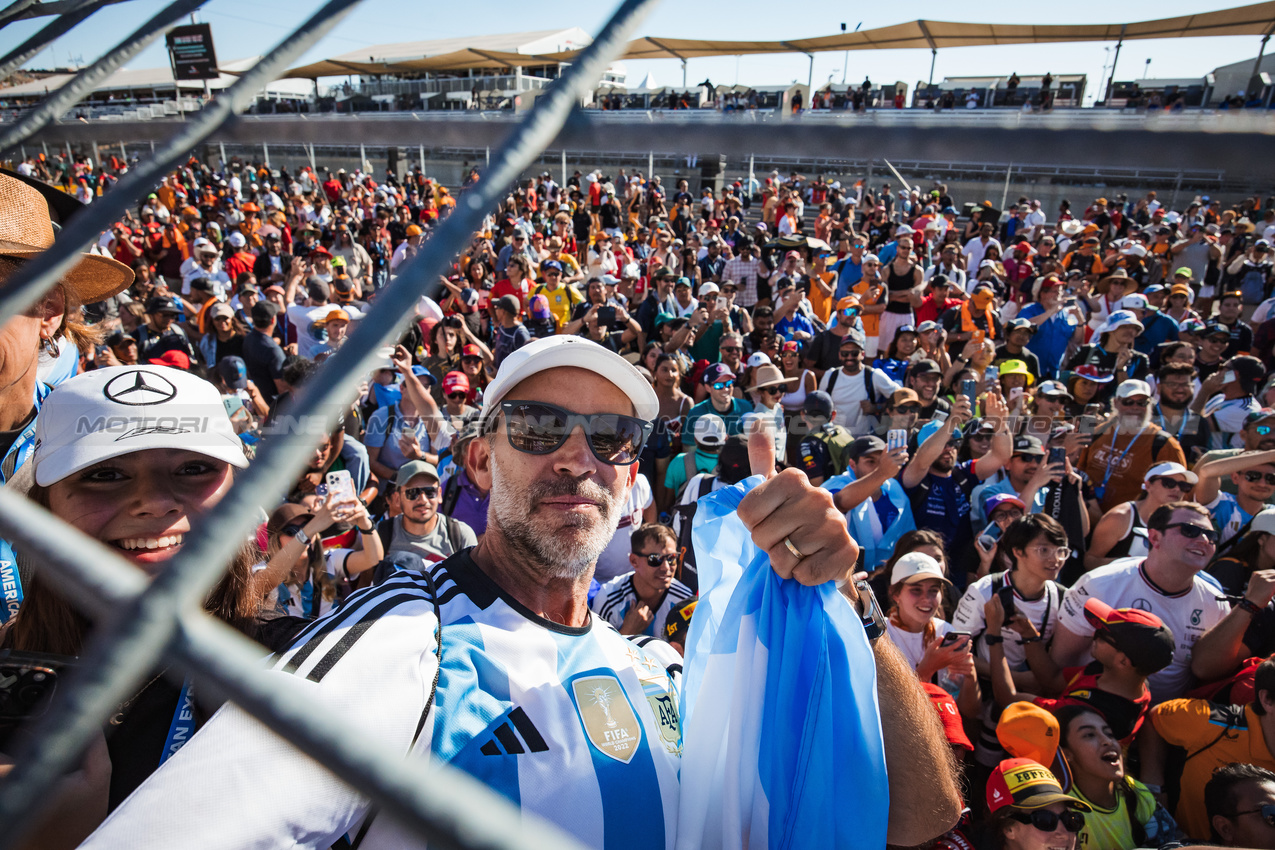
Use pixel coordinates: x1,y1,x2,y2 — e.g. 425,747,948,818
671,474,716,593
824,365,881,406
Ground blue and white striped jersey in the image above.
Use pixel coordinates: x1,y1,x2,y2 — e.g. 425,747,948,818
592,572,695,638
82,551,683,850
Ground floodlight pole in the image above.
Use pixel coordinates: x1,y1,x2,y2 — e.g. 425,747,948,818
1104,25,1126,108
1251,32,1271,83
928,49,937,86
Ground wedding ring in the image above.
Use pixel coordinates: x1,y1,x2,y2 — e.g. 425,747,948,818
783,536,805,561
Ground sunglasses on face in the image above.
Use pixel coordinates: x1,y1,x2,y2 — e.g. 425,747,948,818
841,350,863,358
1165,522,1219,544
711,380,735,391
1149,476,1192,492
1256,425,1274,436
500,400,652,465
640,553,679,567
1007,809,1085,834
447,392,468,400
720,346,742,354
1120,398,1150,408
404,485,439,501
896,404,921,414
462,356,482,364
1243,470,1275,486
761,386,785,396
1233,804,1275,828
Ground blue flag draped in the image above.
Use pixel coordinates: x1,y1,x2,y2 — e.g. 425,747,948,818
677,474,889,850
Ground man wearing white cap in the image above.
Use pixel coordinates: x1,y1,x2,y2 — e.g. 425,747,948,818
83,336,959,849
1079,379,1187,513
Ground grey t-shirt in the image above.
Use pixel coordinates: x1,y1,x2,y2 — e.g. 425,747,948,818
384,514,477,565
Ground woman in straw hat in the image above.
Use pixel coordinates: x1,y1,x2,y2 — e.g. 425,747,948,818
743,362,796,464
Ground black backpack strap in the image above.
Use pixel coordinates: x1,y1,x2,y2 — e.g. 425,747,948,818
385,404,398,439
1150,429,1171,462
376,519,394,552
863,366,878,406
439,473,462,516
442,515,465,556
825,368,839,396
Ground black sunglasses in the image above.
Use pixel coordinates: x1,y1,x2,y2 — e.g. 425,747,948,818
1243,471,1275,486
500,400,653,465
640,553,679,567
1149,476,1192,492
1164,522,1219,544
1233,804,1275,827
404,485,439,501
760,386,785,396
1007,809,1085,834
447,392,468,400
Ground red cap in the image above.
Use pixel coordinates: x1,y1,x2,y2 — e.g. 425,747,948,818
442,371,470,395
1083,597,1164,631
1014,241,1033,254
309,246,333,259
921,683,973,751
1083,597,1175,673
461,343,482,358
147,350,191,370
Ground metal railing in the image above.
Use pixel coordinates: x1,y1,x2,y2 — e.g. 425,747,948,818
0,0,660,847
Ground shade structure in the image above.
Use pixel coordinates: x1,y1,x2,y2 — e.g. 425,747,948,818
277,2,1275,80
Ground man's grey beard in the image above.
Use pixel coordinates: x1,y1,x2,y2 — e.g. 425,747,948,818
487,451,622,581
1118,409,1152,433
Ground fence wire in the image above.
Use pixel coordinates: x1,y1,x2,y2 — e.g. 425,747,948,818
0,0,660,846
0,0,119,80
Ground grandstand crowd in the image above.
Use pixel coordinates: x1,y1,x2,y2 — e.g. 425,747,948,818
5,148,1275,849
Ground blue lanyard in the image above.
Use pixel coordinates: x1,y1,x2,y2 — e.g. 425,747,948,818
159,679,197,765
1156,406,1189,439
1097,426,1146,499
0,385,48,625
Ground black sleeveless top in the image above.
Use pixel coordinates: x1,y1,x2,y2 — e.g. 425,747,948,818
885,261,917,314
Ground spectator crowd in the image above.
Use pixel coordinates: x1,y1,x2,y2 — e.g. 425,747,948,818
7,148,1275,849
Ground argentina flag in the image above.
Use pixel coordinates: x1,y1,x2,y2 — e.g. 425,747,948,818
676,474,889,850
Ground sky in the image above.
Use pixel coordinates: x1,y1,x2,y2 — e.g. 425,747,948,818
1,0,1270,105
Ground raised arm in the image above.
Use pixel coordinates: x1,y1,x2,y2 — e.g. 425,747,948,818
973,392,1013,481
1194,448,1275,506
902,395,970,489
1191,571,1275,680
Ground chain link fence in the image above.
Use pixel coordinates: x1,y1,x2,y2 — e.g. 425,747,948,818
0,0,661,846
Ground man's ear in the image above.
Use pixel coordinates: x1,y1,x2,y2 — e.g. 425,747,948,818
467,437,492,492
1212,813,1236,845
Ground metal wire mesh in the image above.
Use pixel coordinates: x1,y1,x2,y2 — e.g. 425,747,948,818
0,0,661,846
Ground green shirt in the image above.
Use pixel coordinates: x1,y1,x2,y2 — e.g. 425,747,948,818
665,447,721,497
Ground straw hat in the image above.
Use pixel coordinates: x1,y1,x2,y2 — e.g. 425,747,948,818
747,363,797,392
1094,267,1132,295
0,173,133,303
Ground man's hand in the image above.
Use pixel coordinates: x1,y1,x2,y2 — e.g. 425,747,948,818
1246,570,1275,608
878,446,908,478
620,601,654,635
736,426,860,590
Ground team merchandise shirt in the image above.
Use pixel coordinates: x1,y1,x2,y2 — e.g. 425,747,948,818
1057,557,1228,702
593,473,655,583
82,553,683,849
953,574,1064,670
591,572,695,639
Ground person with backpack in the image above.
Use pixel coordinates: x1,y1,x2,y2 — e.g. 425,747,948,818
374,460,477,568
1078,379,1188,513
1226,239,1274,308
664,413,726,505
817,328,902,437
671,434,752,591
796,390,854,486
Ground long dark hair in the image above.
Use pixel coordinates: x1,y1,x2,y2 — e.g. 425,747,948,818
2,481,263,656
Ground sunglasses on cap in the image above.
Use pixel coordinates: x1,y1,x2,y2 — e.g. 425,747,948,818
1164,522,1219,544
640,553,679,567
711,380,735,391
500,400,652,465
404,485,439,501
1007,809,1085,834
1149,476,1192,492
1243,470,1275,486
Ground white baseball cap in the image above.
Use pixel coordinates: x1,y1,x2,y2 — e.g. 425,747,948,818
478,335,658,423
889,552,950,587
1143,461,1199,485
692,413,726,447
32,366,248,487
226,232,246,248
1115,379,1152,399
1251,507,1275,536
746,352,772,369
1120,294,1149,311
1098,310,1144,335
698,281,720,297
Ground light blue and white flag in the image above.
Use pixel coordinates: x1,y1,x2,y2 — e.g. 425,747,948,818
677,474,889,850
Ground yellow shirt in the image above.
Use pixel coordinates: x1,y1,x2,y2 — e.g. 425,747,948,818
534,282,583,327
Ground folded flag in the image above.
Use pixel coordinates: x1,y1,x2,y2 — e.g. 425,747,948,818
677,474,889,850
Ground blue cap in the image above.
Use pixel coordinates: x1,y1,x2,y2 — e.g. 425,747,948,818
917,419,960,446
411,365,437,387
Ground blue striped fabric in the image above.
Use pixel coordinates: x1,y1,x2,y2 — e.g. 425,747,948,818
678,474,889,850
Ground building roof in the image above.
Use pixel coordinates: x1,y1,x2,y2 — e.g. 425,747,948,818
0,57,312,99
327,28,591,64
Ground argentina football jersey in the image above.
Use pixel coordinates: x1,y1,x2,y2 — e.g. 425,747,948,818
81,551,682,849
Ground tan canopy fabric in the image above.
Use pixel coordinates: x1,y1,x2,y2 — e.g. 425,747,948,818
278,1,1275,79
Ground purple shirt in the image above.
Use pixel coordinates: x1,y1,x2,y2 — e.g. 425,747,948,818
447,469,489,537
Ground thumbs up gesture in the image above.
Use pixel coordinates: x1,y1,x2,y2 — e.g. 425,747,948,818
735,421,860,592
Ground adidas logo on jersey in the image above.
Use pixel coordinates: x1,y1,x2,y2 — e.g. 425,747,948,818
478,706,549,756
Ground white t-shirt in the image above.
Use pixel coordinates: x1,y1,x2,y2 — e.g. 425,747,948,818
286,303,348,359
885,619,955,673
671,472,727,536
953,573,1065,671
594,473,654,583
816,366,901,437
1056,557,1228,702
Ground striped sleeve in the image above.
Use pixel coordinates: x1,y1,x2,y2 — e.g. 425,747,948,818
81,575,442,850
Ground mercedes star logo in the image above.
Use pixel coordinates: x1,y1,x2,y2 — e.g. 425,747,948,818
103,370,178,406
